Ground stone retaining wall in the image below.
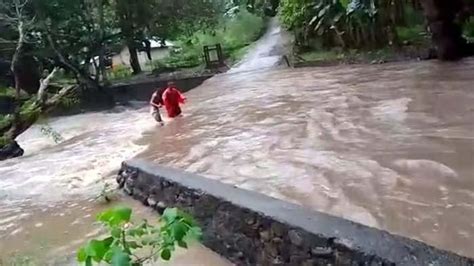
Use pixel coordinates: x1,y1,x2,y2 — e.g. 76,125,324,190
117,159,474,266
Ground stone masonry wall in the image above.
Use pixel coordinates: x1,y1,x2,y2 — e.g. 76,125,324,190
117,159,474,266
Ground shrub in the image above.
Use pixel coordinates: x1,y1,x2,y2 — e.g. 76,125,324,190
109,65,132,81
77,206,201,266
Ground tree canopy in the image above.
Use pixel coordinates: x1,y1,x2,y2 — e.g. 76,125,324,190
0,0,228,157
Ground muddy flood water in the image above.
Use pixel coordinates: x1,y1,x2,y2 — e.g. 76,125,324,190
1,57,474,263
138,59,474,257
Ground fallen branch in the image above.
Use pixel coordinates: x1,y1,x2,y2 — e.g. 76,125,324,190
37,67,58,102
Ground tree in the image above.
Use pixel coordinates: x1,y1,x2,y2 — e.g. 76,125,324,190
0,0,77,160
33,0,118,86
114,0,156,74
420,0,473,60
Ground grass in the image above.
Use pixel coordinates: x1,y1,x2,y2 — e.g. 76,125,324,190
228,45,252,65
299,50,342,62
396,24,429,46
108,65,133,82
297,47,404,64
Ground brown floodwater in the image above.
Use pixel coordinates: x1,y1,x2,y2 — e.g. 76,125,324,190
138,59,474,257
0,196,231,265
0,107,231,265
0,20,473,261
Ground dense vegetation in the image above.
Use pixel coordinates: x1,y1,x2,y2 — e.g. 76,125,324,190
0,0,273,157
150,8,265,73
279,0,474,62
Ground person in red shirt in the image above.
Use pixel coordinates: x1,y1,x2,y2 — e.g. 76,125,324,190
149,87,164,126
162,81,186,118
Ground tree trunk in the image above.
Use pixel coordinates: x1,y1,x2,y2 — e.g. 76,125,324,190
420,0,468,60
128,42,142,74
13,53,40,94
98,1,108,83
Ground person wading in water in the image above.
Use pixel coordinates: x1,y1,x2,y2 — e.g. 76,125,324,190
162,81,186,118
149,87,165,126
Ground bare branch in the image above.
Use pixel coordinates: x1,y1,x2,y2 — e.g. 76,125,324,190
37,67,59,101
0,37,16,43
0,13,18,23
45,85,77,108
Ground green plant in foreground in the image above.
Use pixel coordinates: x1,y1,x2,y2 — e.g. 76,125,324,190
77,206,201,266
95,182,118,203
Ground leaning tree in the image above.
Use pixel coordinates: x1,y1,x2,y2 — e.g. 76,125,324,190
0,0,78,160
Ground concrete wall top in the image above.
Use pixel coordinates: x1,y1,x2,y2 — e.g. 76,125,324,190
123,159,474,265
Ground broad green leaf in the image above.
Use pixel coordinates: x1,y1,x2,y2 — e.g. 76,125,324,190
171,222,188,241
162,208,178,223
188,226,203,239
161,248,171,261
103,237,114,247
97,206,132,227
111,247,131,266
85,257,92,266
177,240,188,249
77,247,87,262
85,239,109,262
111,227,122,239
104,249,114,264
127,241,141,249
178,212,195,226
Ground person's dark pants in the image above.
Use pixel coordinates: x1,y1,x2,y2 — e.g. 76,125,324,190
152,108,163,123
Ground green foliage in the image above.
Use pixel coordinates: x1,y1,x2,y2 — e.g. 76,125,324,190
19,100,41,122
0,114,12,130
58,93,80,109
77,206,201,265
109,65,133,81
463,16,474,42
396,25,428,45
0,87,16,97
150,0,225,40
0,135,11,147
280,0,424,50
153,9,265,71
299,49,342,62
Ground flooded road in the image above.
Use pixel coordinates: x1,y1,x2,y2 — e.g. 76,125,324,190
138,59,474,257
0,21,473,261
0,107,231,265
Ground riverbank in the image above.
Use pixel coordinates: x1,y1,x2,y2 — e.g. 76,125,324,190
291,45,435,68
